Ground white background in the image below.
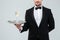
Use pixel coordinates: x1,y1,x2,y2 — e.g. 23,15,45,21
0,0,60,40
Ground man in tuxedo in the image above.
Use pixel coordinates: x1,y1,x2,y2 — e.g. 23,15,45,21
15,0,55,40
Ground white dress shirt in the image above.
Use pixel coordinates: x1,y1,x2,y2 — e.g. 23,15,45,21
34,6,43,27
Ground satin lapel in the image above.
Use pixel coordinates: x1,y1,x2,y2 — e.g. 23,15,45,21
39,6,45,28
31,7,38,27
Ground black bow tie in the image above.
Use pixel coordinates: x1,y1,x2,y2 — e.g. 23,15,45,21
35,7,41,10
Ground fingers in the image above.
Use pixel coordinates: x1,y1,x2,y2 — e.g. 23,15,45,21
15,24,21,25
14,24,21,29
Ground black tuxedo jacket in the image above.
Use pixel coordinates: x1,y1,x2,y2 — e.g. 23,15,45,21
21,6,55,40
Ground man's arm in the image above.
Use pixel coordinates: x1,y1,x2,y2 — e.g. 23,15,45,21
20,10,30,33
48,9,55,32
14,10,30,33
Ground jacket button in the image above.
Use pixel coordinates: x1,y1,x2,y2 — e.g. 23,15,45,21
37,34,40,38
38,29,40,32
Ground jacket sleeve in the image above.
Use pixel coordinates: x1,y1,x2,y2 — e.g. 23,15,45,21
20,10,30,33
48,9,55,32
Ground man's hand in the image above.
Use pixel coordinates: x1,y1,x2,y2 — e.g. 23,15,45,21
14,24,22,30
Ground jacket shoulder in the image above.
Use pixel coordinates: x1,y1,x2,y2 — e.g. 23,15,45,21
43,6,51,11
